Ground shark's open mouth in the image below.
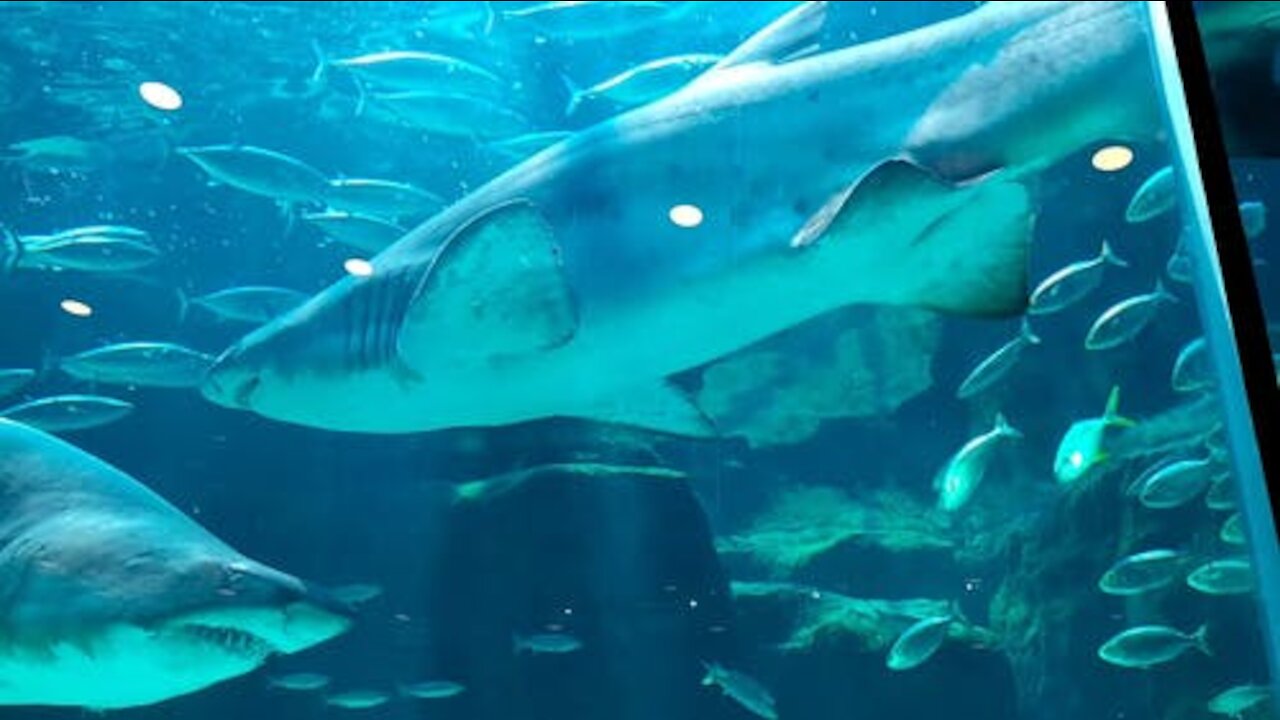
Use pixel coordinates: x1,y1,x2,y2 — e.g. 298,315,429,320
174,622,274,659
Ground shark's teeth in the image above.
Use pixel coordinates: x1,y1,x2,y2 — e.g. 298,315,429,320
178,623,273,658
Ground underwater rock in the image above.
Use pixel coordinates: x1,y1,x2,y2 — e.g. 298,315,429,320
730,582,998,655
727,581,1014,720
715,485,953,575
696,306,941,448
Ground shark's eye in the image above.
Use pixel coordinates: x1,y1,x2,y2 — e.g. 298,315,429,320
218,563,249,596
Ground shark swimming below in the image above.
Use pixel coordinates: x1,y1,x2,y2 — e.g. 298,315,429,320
0,419,351,710
202,1,1164,436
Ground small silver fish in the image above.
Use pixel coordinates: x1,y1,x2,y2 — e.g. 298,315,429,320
302,211,406,254
331,50,504,98
1125,454,1189,497
512,632,583,654
185,286,309,325
16,230,160,273
1097,624,1210,668
1125,165,1176,223
60,342,215,389
54,224,150,240
1187,557,1254,595
2,134,112,172
325,690,391,710
372,91,529,140
1138,455,1221,509
0,394,134,432
1208,684,1270,718
564,53,722,115
1171,337,1213,392
178,145,329,204
956,319,1039,399
1098,549,1188,595
701,661,778,720
1220,512,1245,546
0,368,35,400
1085,280,1177,351
323,178,445,220
269,672,332,691
886,614,952,670
935,413,1021,512
1028,239,1128,315
1239,201,1267,240
398,680,466,699
500,1,676,41
330,583,383,604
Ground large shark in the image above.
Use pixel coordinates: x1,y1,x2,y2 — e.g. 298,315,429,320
0,419,351,710
202,1,1158,436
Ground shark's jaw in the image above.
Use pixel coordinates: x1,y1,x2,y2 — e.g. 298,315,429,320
0,602,350,710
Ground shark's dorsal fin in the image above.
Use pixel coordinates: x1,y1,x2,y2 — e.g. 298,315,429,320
711,1,829,72
398,200,577,367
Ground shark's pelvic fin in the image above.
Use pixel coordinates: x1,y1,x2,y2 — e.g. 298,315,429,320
566,380,717,438
399,199,578,366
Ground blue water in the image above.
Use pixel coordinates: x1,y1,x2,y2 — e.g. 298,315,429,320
0,2,1276,720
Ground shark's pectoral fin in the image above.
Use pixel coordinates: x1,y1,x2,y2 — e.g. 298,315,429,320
798,159,1032,318
567,381,717,438
398,199,578,366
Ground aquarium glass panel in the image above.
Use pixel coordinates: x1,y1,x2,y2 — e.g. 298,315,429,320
0,3,1276,720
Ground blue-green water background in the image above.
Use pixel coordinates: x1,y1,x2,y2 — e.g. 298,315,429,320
0,2,1276,719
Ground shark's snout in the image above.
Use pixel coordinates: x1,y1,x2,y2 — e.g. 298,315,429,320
170,560,353,659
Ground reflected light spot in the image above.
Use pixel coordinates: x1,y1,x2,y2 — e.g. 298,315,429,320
688,599,699,609
1069,451,1084,469
669,203,704,228
60,298,93,317
1091,145,1134,172
344,258,374,277
138,81,183,111
563,607,573,616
